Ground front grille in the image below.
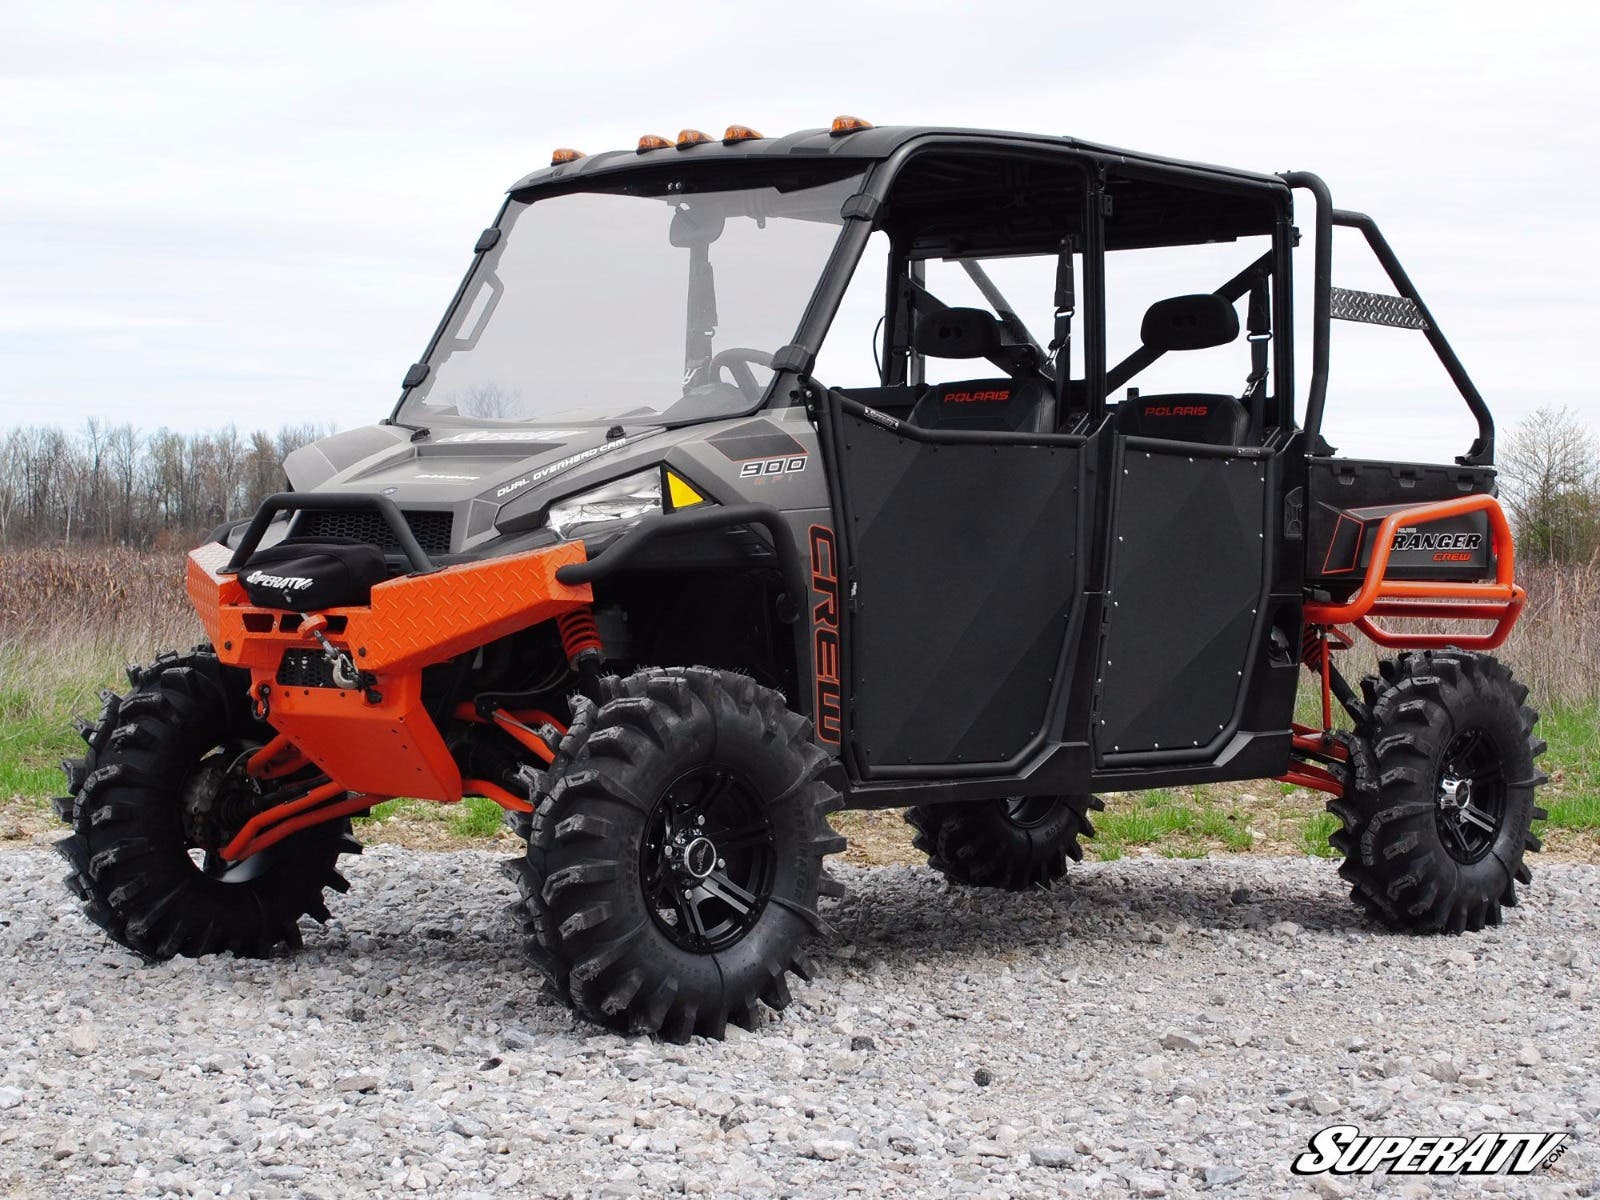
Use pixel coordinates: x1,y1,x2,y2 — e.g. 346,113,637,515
294,508,453,555
277,650,338,688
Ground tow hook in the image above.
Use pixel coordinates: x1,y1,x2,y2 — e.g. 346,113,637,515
301,615,370,692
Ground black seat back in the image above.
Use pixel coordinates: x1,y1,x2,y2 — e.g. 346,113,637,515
1113,294,1249,445
909,307,1054,434
910,377,1052,433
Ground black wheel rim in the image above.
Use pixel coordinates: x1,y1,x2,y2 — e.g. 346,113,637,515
640,766,775,953
1002,796,1058,829
1435,727,1508,864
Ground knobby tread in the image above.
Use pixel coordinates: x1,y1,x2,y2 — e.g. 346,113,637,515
55,647,359,960
905,794,1103,891
1326,650,1545,934
512,668,844,1041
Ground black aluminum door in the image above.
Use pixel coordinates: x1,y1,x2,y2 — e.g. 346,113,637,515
1091,440,1274,762
822,398,1085,774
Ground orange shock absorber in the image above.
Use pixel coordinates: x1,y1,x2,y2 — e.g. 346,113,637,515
557,606,604,698
557,607,602,665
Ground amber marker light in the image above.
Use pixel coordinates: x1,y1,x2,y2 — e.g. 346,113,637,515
637,134,675,152
830,115,873,135
675,128,713,148
723,124,763,143
550,148,585,165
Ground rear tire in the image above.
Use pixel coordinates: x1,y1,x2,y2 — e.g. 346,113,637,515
56,649,359,959
906,794,1102,890
1329,649,1546,933
516,668,845,1041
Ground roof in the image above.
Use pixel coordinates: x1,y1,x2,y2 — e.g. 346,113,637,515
506,125,1289,195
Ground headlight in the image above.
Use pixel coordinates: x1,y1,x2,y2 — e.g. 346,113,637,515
545,470,662,538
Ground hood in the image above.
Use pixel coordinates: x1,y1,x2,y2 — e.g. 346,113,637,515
282,423,667,553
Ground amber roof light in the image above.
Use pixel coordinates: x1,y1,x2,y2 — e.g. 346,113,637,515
676,128,713,148
550,147,586,165
637,134,674,152
723,124,763,143
830,115,873,136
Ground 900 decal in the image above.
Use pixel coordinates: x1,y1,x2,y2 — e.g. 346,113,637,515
739,455,808,480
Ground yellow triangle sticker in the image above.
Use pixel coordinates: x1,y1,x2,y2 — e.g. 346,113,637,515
666,470,705,510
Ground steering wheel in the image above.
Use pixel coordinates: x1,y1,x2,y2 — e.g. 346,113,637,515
709,347,776,403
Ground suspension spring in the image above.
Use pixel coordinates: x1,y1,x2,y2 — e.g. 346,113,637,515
557,607,603,666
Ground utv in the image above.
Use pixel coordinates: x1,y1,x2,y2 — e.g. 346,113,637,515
57,119,1542,1041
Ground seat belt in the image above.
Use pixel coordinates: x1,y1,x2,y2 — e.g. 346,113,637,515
1243,273,1270,442
1048,237,1076,428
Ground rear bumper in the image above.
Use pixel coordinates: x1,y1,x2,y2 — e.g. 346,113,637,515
185,541,592,800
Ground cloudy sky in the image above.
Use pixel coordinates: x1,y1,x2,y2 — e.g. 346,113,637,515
3,0,1597,462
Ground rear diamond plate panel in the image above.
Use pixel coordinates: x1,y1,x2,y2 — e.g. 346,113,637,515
1330,287,1428,330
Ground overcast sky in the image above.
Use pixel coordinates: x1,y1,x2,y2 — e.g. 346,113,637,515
3,0,1597,462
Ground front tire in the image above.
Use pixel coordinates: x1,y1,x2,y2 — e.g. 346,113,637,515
906,794,1102,890
56,649,359,959
1329,650,1546,933
517,668,845,1041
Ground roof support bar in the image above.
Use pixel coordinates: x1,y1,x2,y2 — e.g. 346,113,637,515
1330,209,1494,465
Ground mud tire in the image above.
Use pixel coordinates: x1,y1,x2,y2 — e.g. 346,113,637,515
56,649,359,959
514,668,844,1040
1328,650,1546,933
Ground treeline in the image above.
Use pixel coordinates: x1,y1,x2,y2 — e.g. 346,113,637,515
1,407,1596,561
1498,407,1600,566
0,422,330,548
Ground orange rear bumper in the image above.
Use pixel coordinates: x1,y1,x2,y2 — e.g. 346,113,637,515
185,541,592,801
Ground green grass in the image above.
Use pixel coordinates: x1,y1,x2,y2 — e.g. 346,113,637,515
449,795,506,838
1299,811,1342,858
0,640,127,810
1538,705,1600,832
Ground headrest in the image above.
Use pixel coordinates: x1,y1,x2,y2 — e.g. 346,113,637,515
914,307,1004,359
1140,295,1240,352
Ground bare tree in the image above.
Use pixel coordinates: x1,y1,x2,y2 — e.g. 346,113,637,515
1499,406,1600,565
454,382,523,420
0,421,335,548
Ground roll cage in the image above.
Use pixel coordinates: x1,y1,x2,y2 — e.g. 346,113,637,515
390,127,1492,465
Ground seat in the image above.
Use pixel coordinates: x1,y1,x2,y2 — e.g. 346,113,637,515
910,376,1054,434
1113,392,1250,445
1111,293,1249,446
907,307,1055,434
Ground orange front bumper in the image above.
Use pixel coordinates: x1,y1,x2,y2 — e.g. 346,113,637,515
186,541,592,801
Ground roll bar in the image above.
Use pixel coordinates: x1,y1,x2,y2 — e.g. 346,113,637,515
1280,171,1494,466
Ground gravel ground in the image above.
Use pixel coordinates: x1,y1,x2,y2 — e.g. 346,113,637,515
1,842,1596,1200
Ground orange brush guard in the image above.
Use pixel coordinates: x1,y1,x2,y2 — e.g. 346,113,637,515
186,541,592,802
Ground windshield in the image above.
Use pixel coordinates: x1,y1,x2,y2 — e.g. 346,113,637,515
398,165,866,428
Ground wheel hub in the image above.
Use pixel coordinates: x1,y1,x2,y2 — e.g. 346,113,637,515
641,767,775,954
676,834,720,879
1434,728,1506,864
